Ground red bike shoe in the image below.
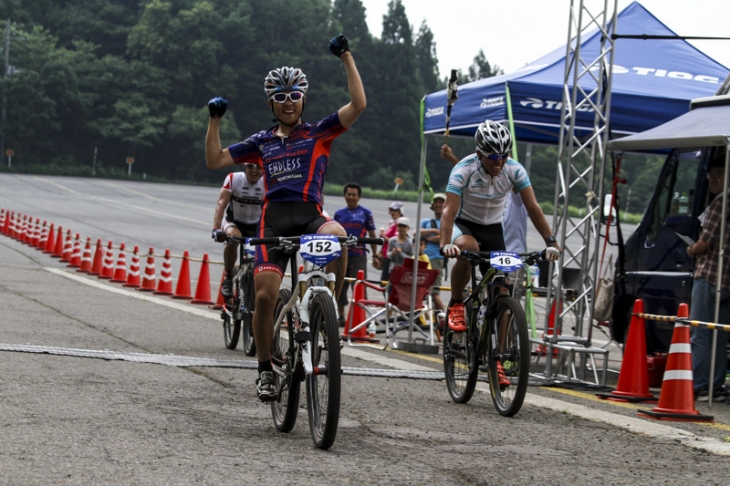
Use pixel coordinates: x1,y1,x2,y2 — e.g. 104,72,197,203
448,302,467,332
497,361,510,390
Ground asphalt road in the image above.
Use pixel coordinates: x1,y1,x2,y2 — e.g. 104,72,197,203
2,174,730,485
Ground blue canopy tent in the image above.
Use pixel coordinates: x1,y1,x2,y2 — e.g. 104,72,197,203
422,1,729,145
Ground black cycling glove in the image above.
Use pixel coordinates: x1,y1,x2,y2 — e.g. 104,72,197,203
328,34,350,57
208,97,228,118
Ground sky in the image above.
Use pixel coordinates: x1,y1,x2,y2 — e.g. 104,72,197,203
360,0,730,78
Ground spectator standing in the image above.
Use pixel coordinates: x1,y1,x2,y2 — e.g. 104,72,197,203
333,182,379,325
687,163,730,402
420,193,446,311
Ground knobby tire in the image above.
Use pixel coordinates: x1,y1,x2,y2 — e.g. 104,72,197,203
487,297,530,417
306,292,341,450
271,288,301,432
443,305,478,403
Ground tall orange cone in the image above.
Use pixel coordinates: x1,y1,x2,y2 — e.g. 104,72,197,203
190,253,214,305
597,299,657,402
123,245,141,288
172,250,193,299
89,239,104,275
343,270,377,342
76,237,93,273
43,223,55,254
99,241,115,279
138,247,156,292
638,303,713,422
21,215,30,244
66,234,82,268
154,249,174,295
111,243,128,282
211,269,226,310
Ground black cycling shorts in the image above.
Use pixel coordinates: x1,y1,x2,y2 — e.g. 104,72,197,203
254,201,333,276
454,219,505,274
223,218,258,238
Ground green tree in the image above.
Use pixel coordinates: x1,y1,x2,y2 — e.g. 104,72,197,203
466,49,503,82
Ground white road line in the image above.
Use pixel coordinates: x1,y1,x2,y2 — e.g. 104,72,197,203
45,267,219,320
47,266,730,456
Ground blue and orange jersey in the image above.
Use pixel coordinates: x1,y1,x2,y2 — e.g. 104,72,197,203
333,205,376,256
227,112,345,207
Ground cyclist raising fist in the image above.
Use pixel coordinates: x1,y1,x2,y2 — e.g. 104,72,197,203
205,34,366,402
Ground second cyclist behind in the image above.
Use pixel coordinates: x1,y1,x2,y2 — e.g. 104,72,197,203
212,163,264,298
438,120,561,332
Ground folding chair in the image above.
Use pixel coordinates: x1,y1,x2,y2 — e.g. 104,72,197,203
346,259,440,349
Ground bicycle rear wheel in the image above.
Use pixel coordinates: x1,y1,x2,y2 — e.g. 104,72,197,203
241,271,256,356
486,297,530,417
443,305,478,404
271,288,301,432
306,292,341,450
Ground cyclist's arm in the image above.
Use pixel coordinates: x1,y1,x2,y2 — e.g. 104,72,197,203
439,192,460,248
213,188,232,230
336,52,366,129
205,117,235,170
519,186,560,250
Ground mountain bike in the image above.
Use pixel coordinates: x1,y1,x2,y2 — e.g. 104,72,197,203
443,250,544,417
249,234,383,449
220,236,256,355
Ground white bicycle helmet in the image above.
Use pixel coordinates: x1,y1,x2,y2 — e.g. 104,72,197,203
263,67,309,97
475,120,512,155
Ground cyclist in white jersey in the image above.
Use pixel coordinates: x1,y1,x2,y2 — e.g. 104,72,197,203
212,163,264,297
439,120,560,332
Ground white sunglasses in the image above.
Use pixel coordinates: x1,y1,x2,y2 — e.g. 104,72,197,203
270,91,304,104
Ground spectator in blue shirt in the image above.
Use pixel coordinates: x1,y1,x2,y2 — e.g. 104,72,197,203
334,182,379,325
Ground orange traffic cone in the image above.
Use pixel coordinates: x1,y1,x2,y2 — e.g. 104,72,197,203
154,249,173,295
111,243,127,282
171,250,193,300
37,221,48,250
20,215,30,244
211,269,226,310
60,230,73,262
138,247,156,292
27,218,37,246
43,223,55,254
637,303,713,422
343,270,377,342
1,210,10,235
597,299,657,403
123,245,141,288
190,253,214,305
51,226,64,258
76,237,93,273
89,239,104,276
99,241,115,279
67,234,81,268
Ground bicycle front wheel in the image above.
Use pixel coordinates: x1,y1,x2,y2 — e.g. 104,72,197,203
487,297,530,417
306,292,341,450
223,307,241,350
241,272,256,356
443,305,478,404
271,288,301,432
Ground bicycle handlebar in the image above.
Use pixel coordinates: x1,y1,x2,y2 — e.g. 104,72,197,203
248,235,385,247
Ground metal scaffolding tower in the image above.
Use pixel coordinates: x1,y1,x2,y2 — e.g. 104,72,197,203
533,0,619,384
